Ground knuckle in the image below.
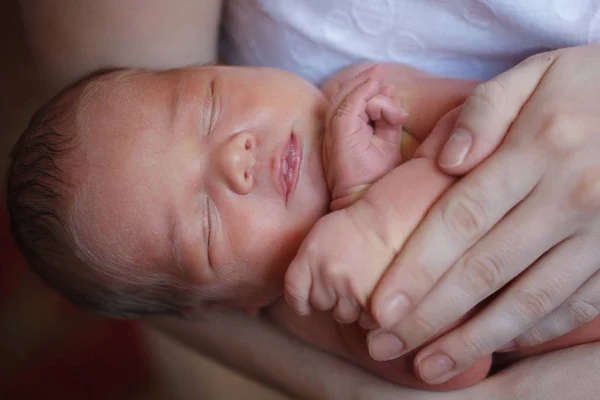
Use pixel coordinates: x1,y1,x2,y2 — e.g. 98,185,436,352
565,299,600,325
536,113,583,155
408,262,440,291
459,251,504,297
407,312,439,341
514,286,556,321
517,325,548,347
284,280,306,304
469,80,505,117
323,261,349,285
568,164,600,212
441,188,489,242
335,100,355,120
284,274,309,310
455,331,489,361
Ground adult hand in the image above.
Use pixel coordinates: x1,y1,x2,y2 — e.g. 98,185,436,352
368,43,600,384
151,297,600,400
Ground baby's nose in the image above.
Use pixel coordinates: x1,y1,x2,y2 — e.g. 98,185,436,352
218,132,256,195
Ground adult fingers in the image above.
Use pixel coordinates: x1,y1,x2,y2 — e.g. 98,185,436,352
515,256,600,348
438,50,560,173
370,145,544,333
412,233,599,384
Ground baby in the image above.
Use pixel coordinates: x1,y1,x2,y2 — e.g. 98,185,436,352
6,63,599,391
6,64,425,319
6,63,493,390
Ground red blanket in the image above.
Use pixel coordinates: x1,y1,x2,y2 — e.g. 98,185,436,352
0,206,151,400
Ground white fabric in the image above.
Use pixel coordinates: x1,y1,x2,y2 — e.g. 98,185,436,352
221,0,600,84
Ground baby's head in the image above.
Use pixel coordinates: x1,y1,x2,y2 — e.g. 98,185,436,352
6,66,330,318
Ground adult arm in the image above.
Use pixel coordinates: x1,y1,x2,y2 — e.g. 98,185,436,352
149,302,600,400
147,310,437,400
19,0,222,94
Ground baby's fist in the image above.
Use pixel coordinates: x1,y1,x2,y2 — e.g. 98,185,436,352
324,65,408,210
284,206,395,324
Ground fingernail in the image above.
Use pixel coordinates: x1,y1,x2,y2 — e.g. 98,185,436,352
497,339,518,352
354,64,378,78
439,128,472,168
358,312,379,330
378,293,410,329
417,353,455,384
368,332,405,361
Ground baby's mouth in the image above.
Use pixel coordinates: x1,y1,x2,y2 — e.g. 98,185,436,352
283,133,302,205
272,133,303,206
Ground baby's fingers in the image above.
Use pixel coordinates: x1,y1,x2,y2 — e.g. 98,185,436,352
284,256,314,316
328,77,380,150
366,94,408,145
328,64,382,118
333,297,361,324
285,242,338,316
358,311,379,330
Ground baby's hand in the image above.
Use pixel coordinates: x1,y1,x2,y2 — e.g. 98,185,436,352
285,158,455,325
284,204,396,324
324,65,409,211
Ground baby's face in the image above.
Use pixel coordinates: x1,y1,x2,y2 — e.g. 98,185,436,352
73,66,329,310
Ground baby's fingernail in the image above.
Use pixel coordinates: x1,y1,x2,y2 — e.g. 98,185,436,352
380,85,396,98
355,64,379,78
296,303,312,316
358,312,379,330
368,332,405,361
285,294,311,316
378,292,410,329
439,128,472,168
417,353,455,384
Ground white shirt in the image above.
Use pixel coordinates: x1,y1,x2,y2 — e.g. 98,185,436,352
221,0,600,83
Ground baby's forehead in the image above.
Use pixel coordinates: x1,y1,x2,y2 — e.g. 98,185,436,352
77,69,159,110
75,71,176,146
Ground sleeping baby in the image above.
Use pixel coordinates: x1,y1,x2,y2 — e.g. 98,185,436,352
7,63,599,391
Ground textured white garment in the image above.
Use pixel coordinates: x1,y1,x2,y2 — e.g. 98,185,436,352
221,0,600,84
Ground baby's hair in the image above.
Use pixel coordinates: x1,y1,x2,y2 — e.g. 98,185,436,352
6,69,199,319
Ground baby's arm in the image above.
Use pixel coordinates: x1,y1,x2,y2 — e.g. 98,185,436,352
285,66,456,322
284,65,496,391
285,66,406,319
322,65,412,211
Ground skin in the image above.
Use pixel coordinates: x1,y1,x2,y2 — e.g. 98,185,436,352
345,46,600,385
68,64,490,391
18,1,600,397
287,61,600,388
72,66,329,311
